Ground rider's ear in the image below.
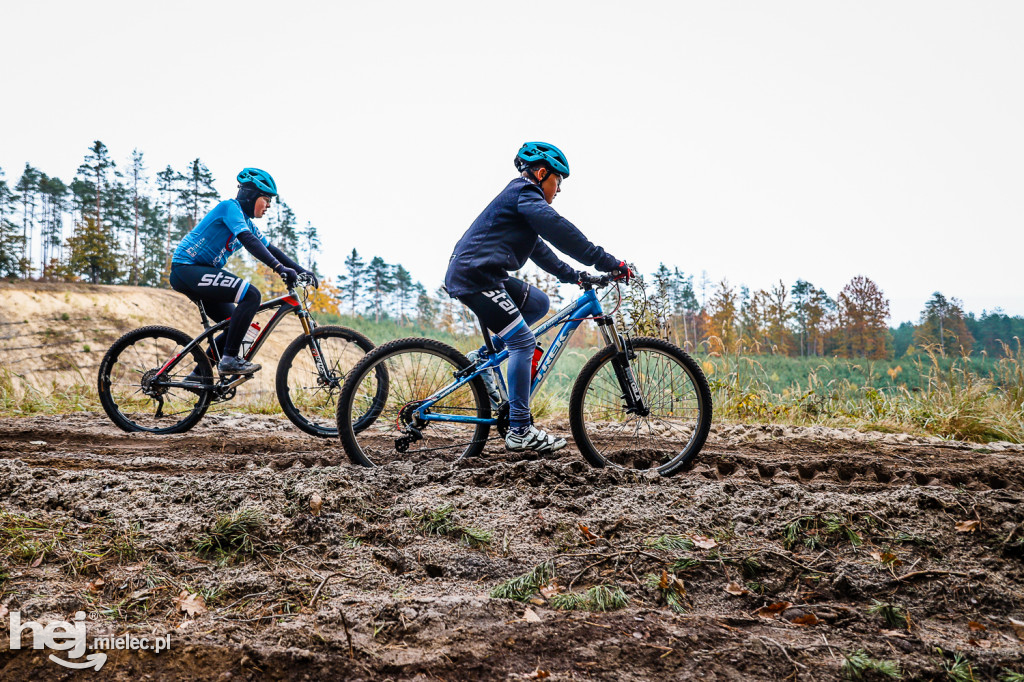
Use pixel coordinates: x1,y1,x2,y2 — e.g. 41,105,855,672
534,167,548,182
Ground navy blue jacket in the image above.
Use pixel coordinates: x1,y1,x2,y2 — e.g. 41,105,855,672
445,178,619,296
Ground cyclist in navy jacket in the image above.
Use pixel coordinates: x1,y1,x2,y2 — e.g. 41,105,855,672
445,142,629,454
169,168,317,376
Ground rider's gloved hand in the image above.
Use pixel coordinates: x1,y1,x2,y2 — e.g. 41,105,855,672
610,261,634,283
276,265,299,287
297,267,319,289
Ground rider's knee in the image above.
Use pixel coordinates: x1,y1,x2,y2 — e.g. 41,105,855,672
505,324,536,352
522,288,550,325
241,283,261,305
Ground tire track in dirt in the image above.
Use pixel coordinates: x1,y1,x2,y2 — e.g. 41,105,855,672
1,413,1023,680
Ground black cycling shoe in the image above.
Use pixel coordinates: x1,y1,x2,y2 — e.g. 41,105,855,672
218,356,261,375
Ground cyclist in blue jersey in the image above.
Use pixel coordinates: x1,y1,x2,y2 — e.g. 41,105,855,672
445,142,632,454
169,168,318,376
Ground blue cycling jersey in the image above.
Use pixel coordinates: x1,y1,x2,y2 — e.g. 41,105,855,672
172,199,270,268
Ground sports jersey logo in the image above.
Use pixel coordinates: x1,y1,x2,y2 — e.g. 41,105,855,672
482,289,516,313
198,273,240,288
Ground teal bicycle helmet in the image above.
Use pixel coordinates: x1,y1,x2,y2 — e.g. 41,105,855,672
514,142,570,178
237,168,278,195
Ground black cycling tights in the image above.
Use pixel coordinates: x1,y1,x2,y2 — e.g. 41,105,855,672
169,264,261,359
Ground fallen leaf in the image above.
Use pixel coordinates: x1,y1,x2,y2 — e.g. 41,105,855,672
1010,618,1024,641
791,613,820,626
523,607,541,623
692,535,718,550
578,523,600,545
30,554,43,568
753,602,793,619
87,577,105,594
724,581,750,596
869,550,883,561
659,570,671,590
309,494,323,517
527,669,550,679
968,620,987,632
173,590,207,617
29,441,46,446
955,520,980,533
528,597,545,607
968,638,992,649
539,581,561,599
0,604,8,619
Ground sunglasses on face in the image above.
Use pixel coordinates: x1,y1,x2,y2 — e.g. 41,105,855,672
261,195,274,205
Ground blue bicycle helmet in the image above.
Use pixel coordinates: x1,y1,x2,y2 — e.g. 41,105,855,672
236,167,278,195
514,142,570,178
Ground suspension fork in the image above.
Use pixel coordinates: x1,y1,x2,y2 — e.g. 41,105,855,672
595,316,649,416
297,310,333,383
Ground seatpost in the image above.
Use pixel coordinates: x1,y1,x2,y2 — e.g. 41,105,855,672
479,318,496,355
196,301,212,330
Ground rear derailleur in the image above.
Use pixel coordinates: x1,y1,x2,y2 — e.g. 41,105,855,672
395,400,428,453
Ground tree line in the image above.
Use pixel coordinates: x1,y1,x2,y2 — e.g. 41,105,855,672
0,141,320,285
642,267,1021,360
3,144,1020,360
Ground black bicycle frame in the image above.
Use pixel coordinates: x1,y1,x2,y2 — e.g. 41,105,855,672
155,290,313,389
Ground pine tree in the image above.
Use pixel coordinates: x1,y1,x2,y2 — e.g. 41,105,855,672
67,217,120,284
366,256,394,321
0,167,25,277
125,150,148,285
155,166,178,285
914,292,973,355
392,264,415,323
177,158,218,230
415,283,438,325
337,249,365,314
300,220,319,272
37,174,68,278
15,164,41,277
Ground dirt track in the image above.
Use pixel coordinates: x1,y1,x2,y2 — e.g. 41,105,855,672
1,414,1023,680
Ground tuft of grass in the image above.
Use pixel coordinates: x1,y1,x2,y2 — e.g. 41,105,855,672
942,652,974,682
841,649,903,680
868,600,909,629
644,534,694,552
490,561,555,602
783,514,862,550
1000,670,1024,682
410,504,493,549
194,509,277,560
644,571,687,613
548,585,629,612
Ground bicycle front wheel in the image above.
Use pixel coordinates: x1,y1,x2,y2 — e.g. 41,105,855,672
337,338,492,467
276,325,377,438
97,325,213,434
569,337,712,476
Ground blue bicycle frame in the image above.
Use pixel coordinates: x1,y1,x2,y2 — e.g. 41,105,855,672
412,287,611,427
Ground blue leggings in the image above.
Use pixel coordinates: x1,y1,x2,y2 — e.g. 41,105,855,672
456,278,549,429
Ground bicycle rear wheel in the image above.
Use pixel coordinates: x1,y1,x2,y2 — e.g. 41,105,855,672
337,338,491,467
98,325,213,434
276,325,377,438
569,337,712,476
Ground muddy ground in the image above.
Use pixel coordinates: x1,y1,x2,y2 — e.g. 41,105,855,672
0,414,1023,680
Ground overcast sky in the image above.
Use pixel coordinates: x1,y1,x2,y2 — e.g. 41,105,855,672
2,1,1020,324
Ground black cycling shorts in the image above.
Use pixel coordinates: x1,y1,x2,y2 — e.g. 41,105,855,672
457,277,547,339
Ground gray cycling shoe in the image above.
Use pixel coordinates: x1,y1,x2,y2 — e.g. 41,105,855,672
466,350,502,410
505,425,567,454
218,356,261,375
